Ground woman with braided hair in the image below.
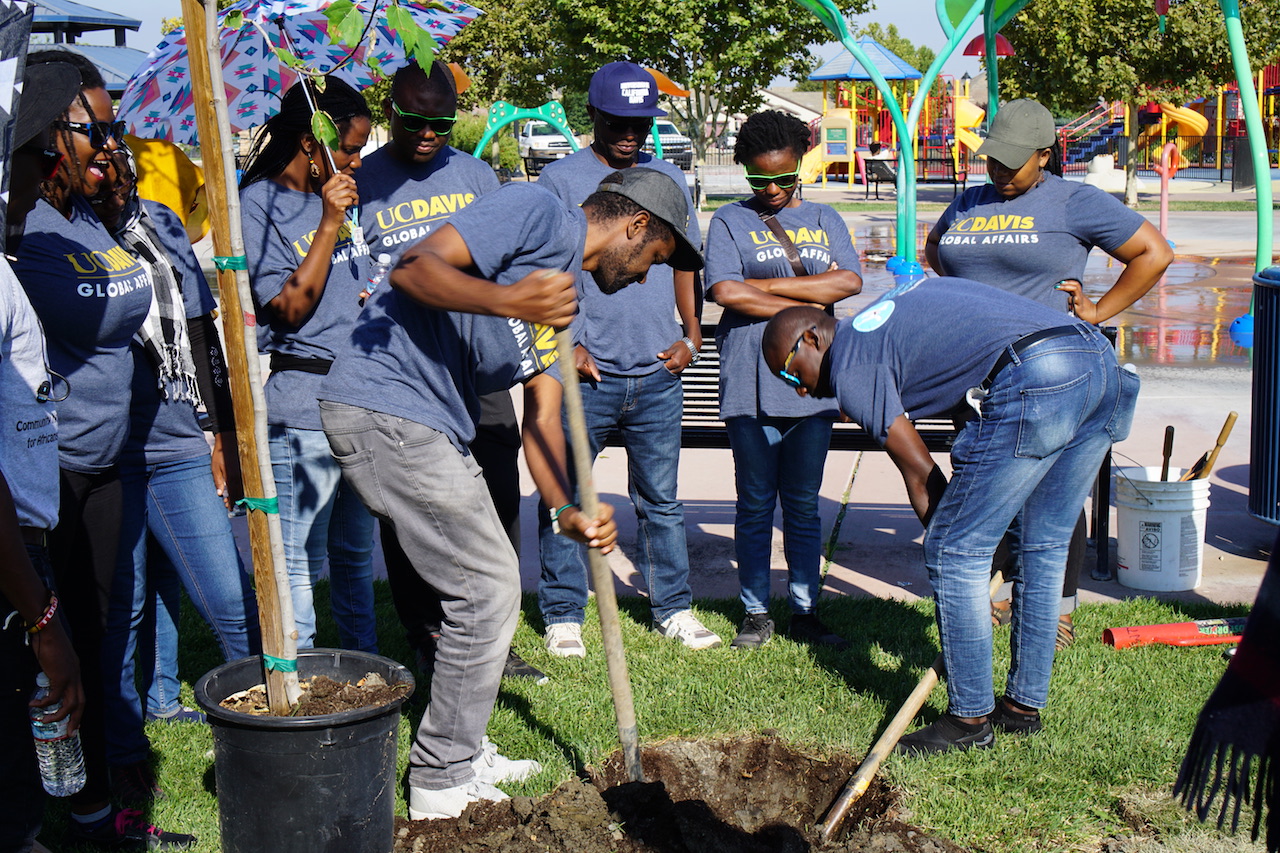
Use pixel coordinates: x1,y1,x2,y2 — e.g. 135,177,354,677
11,48,196,849
239,77,378,653
703,109,862,650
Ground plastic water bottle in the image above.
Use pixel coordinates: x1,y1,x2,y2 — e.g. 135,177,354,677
359,253,393,305
30,672,86,797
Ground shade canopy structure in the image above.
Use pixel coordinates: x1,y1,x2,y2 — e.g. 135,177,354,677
809,37,921,81
963,32,1013,56
31,0,139,45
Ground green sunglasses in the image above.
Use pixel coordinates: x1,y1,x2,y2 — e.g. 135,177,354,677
744,169,800,191
777,325,816,389
390,102,457,136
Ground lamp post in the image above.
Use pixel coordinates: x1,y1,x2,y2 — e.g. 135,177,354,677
960,71,971,98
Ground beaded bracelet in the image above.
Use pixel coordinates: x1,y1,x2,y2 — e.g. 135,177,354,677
26,592,58,635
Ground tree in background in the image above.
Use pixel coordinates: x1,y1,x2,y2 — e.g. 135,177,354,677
440,0,559,113
551,0,869,164
999,0,1278,204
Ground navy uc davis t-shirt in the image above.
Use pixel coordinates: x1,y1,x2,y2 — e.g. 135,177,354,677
536,148,699,376
933,173,1144,312
829,276,1068,444
704,199,860,420
14,196,155,472
321,183,583,450
125,201,218,465
241,178,370,430
358,145,500,260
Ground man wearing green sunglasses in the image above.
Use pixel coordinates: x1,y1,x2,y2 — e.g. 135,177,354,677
359,62,548,685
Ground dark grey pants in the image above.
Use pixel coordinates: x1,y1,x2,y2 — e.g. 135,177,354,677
321,402,519,790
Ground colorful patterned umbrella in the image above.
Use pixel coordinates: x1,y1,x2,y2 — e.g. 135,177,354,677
118,0,482,145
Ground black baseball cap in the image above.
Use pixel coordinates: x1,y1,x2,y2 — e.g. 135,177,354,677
595,168,703,271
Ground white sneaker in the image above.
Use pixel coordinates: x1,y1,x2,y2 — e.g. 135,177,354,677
473,736,542,784
408,779,509,820
655,609,722,649
545,622,586,658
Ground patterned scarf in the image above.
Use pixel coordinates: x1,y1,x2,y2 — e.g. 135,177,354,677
1175,530,1280,851
114,191,201,407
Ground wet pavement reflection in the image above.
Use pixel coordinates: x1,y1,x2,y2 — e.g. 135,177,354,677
841,223,1256,367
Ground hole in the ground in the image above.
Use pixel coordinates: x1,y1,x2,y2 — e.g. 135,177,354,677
393,735,971,852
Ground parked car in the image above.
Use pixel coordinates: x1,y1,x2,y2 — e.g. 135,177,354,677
517,119,573,175
642,120,693,170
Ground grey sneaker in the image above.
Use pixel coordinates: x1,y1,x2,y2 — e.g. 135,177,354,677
731,613,774,649
408,779,509,820
655,609,721,649
544,622,586,658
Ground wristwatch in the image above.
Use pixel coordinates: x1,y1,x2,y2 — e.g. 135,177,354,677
680,336,700,364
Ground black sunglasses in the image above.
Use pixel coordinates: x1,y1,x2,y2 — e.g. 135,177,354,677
390,102,456,136
52,119,126,150
597,111,653,134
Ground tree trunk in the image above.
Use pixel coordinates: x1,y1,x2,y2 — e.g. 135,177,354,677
1124,98,1141,207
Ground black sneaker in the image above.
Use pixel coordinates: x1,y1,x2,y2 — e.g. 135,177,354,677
787,613,851,650
502,649,549,684
989,698,1043,734
68,807,196,851
896,714,995,756
110,760,164,805
415,632,441,678
731,613,774,649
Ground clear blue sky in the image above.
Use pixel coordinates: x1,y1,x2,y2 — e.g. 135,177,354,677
124,0,982,79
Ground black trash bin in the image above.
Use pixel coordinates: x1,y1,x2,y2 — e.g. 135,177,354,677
1231,137,1256,191
195,649,414,853
1250,266,1280,525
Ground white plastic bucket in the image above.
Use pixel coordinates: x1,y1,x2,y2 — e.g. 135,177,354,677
1114,466,1211,592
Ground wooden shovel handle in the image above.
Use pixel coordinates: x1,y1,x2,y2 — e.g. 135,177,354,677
1196,411,1237,480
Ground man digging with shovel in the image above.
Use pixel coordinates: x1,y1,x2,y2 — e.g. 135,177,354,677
763,277,1137,755
318,167,702,818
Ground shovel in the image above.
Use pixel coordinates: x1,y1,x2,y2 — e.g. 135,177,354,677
819,572,1004,843
1179,412,1237,481
554,330,644,782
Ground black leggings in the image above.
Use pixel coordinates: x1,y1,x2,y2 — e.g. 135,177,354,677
49,467,123,809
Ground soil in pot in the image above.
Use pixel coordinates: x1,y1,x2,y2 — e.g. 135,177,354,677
219,673,411,716
392,734,970,853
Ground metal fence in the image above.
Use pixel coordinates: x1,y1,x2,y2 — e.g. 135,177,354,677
1060,133,1254,183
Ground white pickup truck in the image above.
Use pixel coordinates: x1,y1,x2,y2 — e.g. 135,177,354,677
516,120,573,175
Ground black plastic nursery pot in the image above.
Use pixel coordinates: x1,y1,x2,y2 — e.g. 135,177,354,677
194,649,414,853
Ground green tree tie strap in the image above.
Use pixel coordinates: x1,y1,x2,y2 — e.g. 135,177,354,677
214,255,249,271
263,654,298,672
237,496,280,514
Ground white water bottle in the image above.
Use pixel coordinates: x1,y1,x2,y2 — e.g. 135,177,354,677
30,672,86,797
359,253,393,305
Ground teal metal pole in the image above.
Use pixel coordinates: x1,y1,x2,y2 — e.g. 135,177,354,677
984,0,1000,123
792,0,919,258
904,0,985,258
1218,0,1272,274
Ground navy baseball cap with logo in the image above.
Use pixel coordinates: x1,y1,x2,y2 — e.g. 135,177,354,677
588,61,667,117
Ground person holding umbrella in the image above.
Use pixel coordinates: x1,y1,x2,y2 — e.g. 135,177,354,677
239,76,378,655
12,49,195,849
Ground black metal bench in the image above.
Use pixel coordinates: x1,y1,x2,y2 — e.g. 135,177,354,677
916,153,967,197
863,159,898,201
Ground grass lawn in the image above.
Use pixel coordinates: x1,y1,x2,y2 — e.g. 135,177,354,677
43,585,1262,853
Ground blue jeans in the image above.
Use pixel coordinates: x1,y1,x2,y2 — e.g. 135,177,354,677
538,369,692,626
321,403,519,789
104,454,260,765
925,325,1138,717
726,415,833,615
269,425,377,652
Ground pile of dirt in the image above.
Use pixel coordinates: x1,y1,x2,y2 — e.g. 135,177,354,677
219,672,411,716
392,735,970,852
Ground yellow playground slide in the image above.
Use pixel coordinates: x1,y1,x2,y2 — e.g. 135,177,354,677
800,144,826,184
1137,103,1209,167
955,126,984,156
